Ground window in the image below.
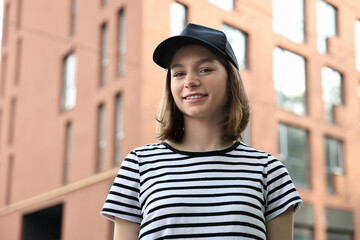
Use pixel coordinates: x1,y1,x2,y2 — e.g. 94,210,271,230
2,3,10,47
63,122,72,184
62,52,77,110
222,24,248,69
0,110,2,151
325,136,344,193
22,204,63,240
170,2,187,36
117,9,126,75
278,123,310,189
208,0,234,11
358,83,360,118
0,54,7,97
14,38,22,85
294,227,313,240
316,0,337,53
273,48,307,115
16,0,22,29
114,94,124,165
6,155,14,205
242,123,251,146
294,203,314,240
102,0,108,6
355,20,360,71
273,0,305,43
8,98,17,145
97,104,106,171
321,67,343,123
326,208,354,240
70,0,77,35
100,24,108,86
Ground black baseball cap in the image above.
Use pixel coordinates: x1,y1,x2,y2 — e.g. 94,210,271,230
153,23,239,69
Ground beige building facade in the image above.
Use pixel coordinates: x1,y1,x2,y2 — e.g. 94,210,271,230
0,0,359,239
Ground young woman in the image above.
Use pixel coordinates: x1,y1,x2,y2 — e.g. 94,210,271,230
101,23,302,240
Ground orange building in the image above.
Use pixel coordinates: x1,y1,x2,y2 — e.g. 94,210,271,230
0,0,359,239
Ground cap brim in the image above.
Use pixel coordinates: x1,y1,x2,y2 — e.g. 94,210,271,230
153,35,227,69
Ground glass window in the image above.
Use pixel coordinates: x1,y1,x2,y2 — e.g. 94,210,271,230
326,208,354,239
8,98,16,145
208,0,234,11
22,204,63,240
273,0,305,43
0,54,7,97
2,3,10,47
294,227,313,240
242,123,251,146
325,136,344,193
355,20,360,71
0,110,2,151
273,48,307,115
316,0,337,53
100,24,108,86
222,24,248,69
63,122,72,184
16,0,22,29
70,0,77,35
114,94,124,165
97,104,106,172
278,123,310,189
321,67,343,123
170,2,187,36
327,232,353,240
6,155,14,205
62,52,77,110
358,83,360,118
117,9,126,75
14,38,22,85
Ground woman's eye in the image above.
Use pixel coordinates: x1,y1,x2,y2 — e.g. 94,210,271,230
173,72,185,78
199,68,213,73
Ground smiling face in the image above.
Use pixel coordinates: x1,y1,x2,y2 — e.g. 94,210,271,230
170,45,228,122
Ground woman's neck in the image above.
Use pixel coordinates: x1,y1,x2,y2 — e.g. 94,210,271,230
169,117,235,152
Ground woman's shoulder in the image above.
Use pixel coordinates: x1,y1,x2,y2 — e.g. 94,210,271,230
236,142,272,157
235,142,283,165
129,142,169,155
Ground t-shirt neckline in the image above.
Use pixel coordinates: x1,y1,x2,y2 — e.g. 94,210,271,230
161,141,240,157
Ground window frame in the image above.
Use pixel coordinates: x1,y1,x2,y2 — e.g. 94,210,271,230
61,52,77,111
316,0,338,53
96,103,106,172
222,24,248,70
272,0,305,43
170,1,188,36
208,0,235,11
278,123,310,189
273,47,307,115
117,9,126,76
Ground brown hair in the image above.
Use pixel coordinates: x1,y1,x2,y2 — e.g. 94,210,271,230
156,56,251,142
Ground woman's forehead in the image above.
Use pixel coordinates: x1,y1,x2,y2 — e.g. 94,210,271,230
170,45,220,66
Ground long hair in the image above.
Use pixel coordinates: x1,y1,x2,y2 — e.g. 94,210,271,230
156,56,251,142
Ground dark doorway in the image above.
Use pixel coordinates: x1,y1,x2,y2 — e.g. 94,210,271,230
22,203,63,240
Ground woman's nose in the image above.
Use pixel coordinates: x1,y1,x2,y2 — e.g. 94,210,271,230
184,72,200,88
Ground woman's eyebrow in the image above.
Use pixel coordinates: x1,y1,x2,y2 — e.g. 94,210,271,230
170,58,215,69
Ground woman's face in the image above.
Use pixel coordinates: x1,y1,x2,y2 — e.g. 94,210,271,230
170,45,228,121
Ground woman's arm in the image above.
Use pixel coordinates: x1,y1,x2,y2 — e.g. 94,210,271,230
113,217,140,240
266,206,294,240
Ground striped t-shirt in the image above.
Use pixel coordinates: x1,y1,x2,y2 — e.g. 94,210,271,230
101,141,302,239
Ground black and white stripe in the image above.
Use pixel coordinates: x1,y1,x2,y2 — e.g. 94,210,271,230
101,142,302,239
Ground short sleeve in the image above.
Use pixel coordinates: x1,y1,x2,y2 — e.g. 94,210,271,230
101,151,142,224
264,154,302,222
